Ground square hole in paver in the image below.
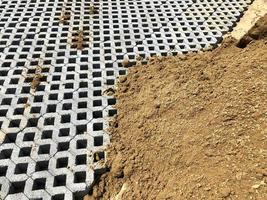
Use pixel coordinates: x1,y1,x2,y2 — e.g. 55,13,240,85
76,140,87,149
53,175,66,187
6,88,16,94
93,90,101,97
9,119,21,128
42,130,53,139
94,136,103,146
93,100,102,107
79,82,88,88
76,124,87,134
93,111,102,118
34,95,43,102
38,144,50,154
0,149,13,159
44,117,55,125
32,178,46,190
93,123,103,131
0,166,8,176
64,93,73,99
35,160,49,171
59,128,70,137
23,132,35,141
52,194,65,200
47,104,57,113
19,147,32,157
79,91,88,98
1,98,12,105
74,171,86,183
27,118,39,127
109,109,117,117
13,107,25,115
78,102,87,108
9,181,26,194
56,157,68,168
62,103,72,110
77,112,86,120
58,142,69,151
3,132,17,143
0,109,7,117
75,154,86,165
14,163,28,174
61,114,70,123
93,151,105,162
49,94,58,100
30,106,41,114
93,81,101,87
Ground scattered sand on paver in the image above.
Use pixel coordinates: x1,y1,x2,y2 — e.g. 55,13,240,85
85,15,267,200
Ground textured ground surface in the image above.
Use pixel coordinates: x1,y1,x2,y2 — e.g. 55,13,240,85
89,16,267,200
0,0,255,199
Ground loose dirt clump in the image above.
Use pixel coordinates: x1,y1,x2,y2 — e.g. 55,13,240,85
71,28,91,50
89,3,99,15
31,73,43,90
59,8,71,24
103,87,116,96
72,30,86,50
25,65,46,91
87,16,267,200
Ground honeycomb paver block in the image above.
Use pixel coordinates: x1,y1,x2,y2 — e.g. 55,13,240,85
0,0,253,199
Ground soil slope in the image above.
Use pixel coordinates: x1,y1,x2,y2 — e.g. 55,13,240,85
88,16,267,200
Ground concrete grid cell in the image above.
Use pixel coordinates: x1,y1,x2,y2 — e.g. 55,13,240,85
0,0,253,199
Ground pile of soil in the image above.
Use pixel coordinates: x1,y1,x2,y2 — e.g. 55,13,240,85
87,16,267,200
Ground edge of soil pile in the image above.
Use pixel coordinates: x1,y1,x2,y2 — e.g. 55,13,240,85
85,15,267,200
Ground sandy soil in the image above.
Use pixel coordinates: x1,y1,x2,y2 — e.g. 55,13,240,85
85,15,267,200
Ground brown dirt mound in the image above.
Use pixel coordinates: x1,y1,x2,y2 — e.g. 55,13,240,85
87,17,267,200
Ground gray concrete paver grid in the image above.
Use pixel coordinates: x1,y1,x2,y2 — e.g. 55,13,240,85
0,0,252,199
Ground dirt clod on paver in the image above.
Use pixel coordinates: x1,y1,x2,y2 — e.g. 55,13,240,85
89,3,99,15
31,73,43,89
27,65,46,91
72,30,85,50
72,28,91,50
86,16,267,200
59,8,71,24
